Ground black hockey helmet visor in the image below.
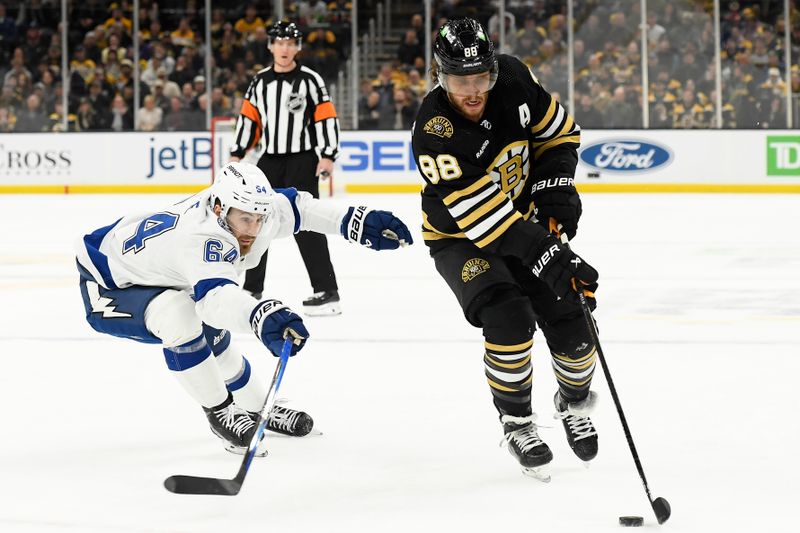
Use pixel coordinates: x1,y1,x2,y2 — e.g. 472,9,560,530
434,18,498,96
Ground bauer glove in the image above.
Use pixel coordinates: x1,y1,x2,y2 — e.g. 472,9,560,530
530,234,598,304
250,300,309,356
340,206,413,250
531,177,582,239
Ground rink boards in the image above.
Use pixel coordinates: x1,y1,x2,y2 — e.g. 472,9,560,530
0,129,799,193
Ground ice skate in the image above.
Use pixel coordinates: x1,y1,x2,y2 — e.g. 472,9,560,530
265,404,314,437
554,390,598,463
204,393,267,457
302,290,341,316
500,413,553,482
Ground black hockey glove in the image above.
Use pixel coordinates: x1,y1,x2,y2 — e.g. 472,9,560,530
530,234,598,304
531,177,582,239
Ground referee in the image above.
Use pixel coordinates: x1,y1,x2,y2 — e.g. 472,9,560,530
230,21,342,316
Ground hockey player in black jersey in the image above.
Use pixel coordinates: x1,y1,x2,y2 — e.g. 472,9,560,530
412,18,600,480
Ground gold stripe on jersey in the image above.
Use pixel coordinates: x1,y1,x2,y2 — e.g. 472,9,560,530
531,97,557,136
534,134,581,159
443,175,493,206
474,211,522,248
457,191,507,228
420,211,466,241
443,178,520,248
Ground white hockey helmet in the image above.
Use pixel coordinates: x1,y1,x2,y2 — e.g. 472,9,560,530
210,161,275,221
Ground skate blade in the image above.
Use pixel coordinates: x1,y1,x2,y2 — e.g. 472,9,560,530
224,443,269,457
302,302,342,317
521,465,551,482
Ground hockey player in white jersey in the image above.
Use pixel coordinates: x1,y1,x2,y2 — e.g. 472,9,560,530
76,161,413,455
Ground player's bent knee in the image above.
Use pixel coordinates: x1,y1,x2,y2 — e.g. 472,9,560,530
473,287,537,342
544,310,594,358
144,290,203,347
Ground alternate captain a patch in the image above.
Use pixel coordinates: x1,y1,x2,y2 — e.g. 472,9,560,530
462,258,490,282
424,116,454,138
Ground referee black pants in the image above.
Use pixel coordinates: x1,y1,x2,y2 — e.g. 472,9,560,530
244,150,338,295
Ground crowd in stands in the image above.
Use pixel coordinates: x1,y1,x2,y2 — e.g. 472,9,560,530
0,0,798,133
364,0,800,130
0,0,349,133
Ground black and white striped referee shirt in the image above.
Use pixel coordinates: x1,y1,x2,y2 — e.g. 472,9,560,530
230,63,339,160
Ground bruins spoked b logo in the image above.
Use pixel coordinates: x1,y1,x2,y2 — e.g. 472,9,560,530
424,116,454,138
462,258,490,282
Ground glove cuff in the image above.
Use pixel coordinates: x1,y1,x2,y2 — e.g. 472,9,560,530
250,299,287,336
530,176,577,195
341,205,373,244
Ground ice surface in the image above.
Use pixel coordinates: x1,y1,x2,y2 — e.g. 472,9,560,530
0,192,797,532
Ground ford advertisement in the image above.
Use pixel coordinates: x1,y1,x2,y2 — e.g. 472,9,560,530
579,139,673,174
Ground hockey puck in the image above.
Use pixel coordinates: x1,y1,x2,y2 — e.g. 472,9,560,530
619,516,644,527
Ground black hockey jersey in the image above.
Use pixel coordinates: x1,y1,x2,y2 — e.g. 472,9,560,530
412,54,580,256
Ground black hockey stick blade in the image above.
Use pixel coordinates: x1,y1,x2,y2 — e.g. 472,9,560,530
164,474,242,496
163,338,293,496
652,496,671,524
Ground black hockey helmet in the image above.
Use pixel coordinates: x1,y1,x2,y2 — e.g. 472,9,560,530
267,21,303,48
434,18,498,93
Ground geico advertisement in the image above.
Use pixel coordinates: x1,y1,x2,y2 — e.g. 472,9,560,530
337,131,417,183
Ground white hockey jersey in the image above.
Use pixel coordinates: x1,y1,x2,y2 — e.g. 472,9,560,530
76,187,347,333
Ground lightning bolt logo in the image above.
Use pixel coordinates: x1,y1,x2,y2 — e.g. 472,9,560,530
86,282,132,318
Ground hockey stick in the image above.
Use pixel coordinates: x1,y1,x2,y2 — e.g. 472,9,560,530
163,336,294,496
554,221,671,524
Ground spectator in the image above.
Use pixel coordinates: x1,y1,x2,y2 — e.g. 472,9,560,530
185,93,207,130
75,96,97,130
0,3,18,52
0,105,15,132
170,17,195,50
150,79,170,112
234,5,264,39
192,75,206,101
646,12,666,49
3,51,32,90
372,62,396,108
575,93,604,129
390,87,418,130
245,25,271,67
15,93,47,132
47,101,77,132
109,93,133,131
169,55,195,88
82,31,102,65
21,23,47,72
406,68,427,99
359,90,383,130
603,85,638,128
103,5,132,34
672,87,708,129
158,67,181,99
162,96,189,131
397,29,423,67
137,94,163,131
